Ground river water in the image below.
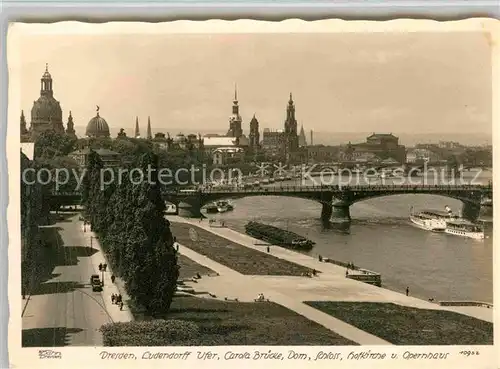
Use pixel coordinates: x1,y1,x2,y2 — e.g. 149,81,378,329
203,170,493,303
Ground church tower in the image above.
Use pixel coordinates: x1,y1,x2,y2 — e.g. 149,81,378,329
66,111,76,137
135,116,140,138
249,114,260,150
227,85,243,138
284,93,299,153
147,116,152,140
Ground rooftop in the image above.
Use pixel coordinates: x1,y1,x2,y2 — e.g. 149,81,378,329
203,136,239,147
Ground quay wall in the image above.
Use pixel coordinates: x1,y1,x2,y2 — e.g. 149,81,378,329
439,301,493,308
317,258,382,287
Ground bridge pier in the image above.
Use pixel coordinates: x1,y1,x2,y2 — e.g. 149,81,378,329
177,201,203,218
479,205,493,217
321,203,332,222
331,203,351,222
462,202,481,221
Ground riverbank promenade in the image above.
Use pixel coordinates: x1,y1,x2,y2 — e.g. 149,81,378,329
168,216,493,329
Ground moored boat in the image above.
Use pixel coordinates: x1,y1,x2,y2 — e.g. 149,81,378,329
244,221,315,250
205,203,219,214
409,206,454,232
445,219,485,240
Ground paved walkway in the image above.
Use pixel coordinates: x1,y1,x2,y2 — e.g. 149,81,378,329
80,220,133,323
170,216,493,323
178,245,390,345
22,213,130,347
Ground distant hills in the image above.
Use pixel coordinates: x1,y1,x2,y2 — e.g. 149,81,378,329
73,126,492,147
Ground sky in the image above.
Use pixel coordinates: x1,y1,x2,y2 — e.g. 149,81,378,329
13,28,492,143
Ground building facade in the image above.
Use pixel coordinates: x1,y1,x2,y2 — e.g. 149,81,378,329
69,148,121,167
340,133,406,164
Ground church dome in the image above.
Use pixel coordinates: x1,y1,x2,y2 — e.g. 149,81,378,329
31,96,63,123
86,109,110,138
174,133,186,142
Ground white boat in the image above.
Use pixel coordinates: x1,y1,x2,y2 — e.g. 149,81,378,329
409,206,454,232
445,219,485,240
217,200,234,213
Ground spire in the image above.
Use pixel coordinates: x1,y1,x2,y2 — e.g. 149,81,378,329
66,111,76,136
96,105,100,117
289,92,293,103
20,110,28,135
298,124,307,147
135,116,140,138
234,83,238,102
147,116,152,140
45,63,48,72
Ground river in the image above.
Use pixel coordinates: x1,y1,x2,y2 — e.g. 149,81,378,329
203,169,493,303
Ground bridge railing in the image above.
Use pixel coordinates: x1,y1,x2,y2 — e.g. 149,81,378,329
162,184,489,196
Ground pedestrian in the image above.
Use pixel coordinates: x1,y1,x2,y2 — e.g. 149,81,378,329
103,263,107,272
111,294,116,304
119,301,123,311
318,255,323,262
345,269,349,277
266,246,270,253
118,294,122,304
98,263,102,272
111,275,116,283
406,286,409,296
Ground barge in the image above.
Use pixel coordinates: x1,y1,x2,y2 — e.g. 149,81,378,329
245,221,315,250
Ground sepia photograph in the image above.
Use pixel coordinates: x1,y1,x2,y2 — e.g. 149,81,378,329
7,18,497,367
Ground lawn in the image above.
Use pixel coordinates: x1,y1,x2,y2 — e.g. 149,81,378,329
304,301,493,345
177,254,215,280
102,296,357,346
170,222,311,276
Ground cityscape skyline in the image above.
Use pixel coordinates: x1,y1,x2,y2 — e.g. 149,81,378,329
14,31,492,139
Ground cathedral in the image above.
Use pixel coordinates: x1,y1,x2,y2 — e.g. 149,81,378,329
21,64,75,142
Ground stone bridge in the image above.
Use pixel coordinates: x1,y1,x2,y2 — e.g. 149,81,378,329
162,184,492,222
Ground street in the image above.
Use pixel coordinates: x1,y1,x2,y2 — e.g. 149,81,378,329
22,213,113,347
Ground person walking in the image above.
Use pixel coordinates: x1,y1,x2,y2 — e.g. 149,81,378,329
111,275,116,283
266,246,270,253
103,263,107,272
406,286,409,296
98,263,103,272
